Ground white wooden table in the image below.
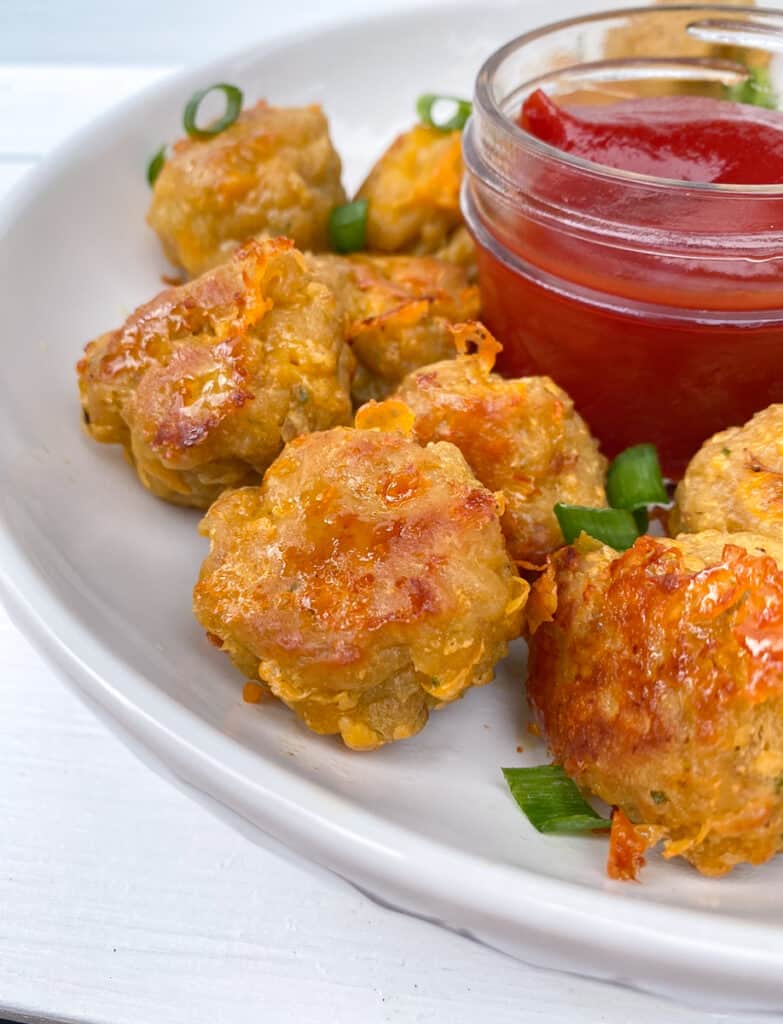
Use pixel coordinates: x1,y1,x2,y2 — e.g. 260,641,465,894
0,4,772,1021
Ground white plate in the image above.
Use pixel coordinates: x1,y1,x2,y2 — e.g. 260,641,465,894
1,1,781,1010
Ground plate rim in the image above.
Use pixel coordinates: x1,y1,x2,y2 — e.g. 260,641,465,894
1,3,782,1007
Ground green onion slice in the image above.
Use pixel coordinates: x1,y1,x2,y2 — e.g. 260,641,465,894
502,765,611,834
416,93,472,132
328,199,368,253
183,83,243,139
554,503,639,550
147,144,166,186
606,443,669,512
726,66,776,110
633,507,650,534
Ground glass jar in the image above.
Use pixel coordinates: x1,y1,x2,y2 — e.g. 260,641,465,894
462,4,783,476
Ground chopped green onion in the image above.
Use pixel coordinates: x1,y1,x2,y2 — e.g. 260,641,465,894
606,443,668,512
416,93,472,132
726,66,776,110
183,83,243,139
554,503,639,550
147,145,167,186
633,507,649,534
328,199,368,253
502,765,611,834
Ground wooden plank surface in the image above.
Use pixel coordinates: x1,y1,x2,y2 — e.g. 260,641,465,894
0,20,773,1024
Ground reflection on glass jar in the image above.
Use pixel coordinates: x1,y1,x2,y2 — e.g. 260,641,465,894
463,5,783,477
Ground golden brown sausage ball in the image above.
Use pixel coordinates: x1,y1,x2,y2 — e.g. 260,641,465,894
672,404,783,541
77,238,353,508
309,252,479,404
390,323,607,564
147,101,346,277
526,530,783,876
355,124,471,265
193,422,526,750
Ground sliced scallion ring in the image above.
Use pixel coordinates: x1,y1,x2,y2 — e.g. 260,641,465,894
416,93,472,132
502,765,611,834
328,199,368,253
146,144,167,186
554,503,639,550
183,83,243,140
606,443,669,512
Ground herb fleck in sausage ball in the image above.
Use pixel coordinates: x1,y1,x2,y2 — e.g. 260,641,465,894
193,422,526,750
390,323,607,564
355,124,470,266
310,252,480,404
77,238,353,507
148,101,346,276
672,404,783,541
526,531,783,876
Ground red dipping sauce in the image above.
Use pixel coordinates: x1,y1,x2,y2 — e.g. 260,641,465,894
520,90,783,186
463,12,783,477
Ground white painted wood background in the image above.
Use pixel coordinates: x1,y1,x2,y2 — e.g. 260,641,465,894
0,3,775,1021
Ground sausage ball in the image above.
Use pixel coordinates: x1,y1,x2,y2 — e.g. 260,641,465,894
526,531,783,876
390,324,607,564
193,423,526,750
355,124,470,265
77,238,353,507
672,404,783,542
310,252,480,404
147,101,346,277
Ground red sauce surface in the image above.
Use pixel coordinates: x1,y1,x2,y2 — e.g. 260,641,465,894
476,91,783,476
520,89,783,185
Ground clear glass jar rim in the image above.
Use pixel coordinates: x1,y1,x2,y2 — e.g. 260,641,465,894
474,2,783,197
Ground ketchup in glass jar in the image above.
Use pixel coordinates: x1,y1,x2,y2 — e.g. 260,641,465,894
519,89,783,187
462,7,783,477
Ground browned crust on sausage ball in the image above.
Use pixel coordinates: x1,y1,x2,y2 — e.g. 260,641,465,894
310,252,480,404
672,404,783,542
391,328,607,563
77,238,353,507
355,124,470,264
527,531,783,875
147,101,346,276
193,426,526,750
